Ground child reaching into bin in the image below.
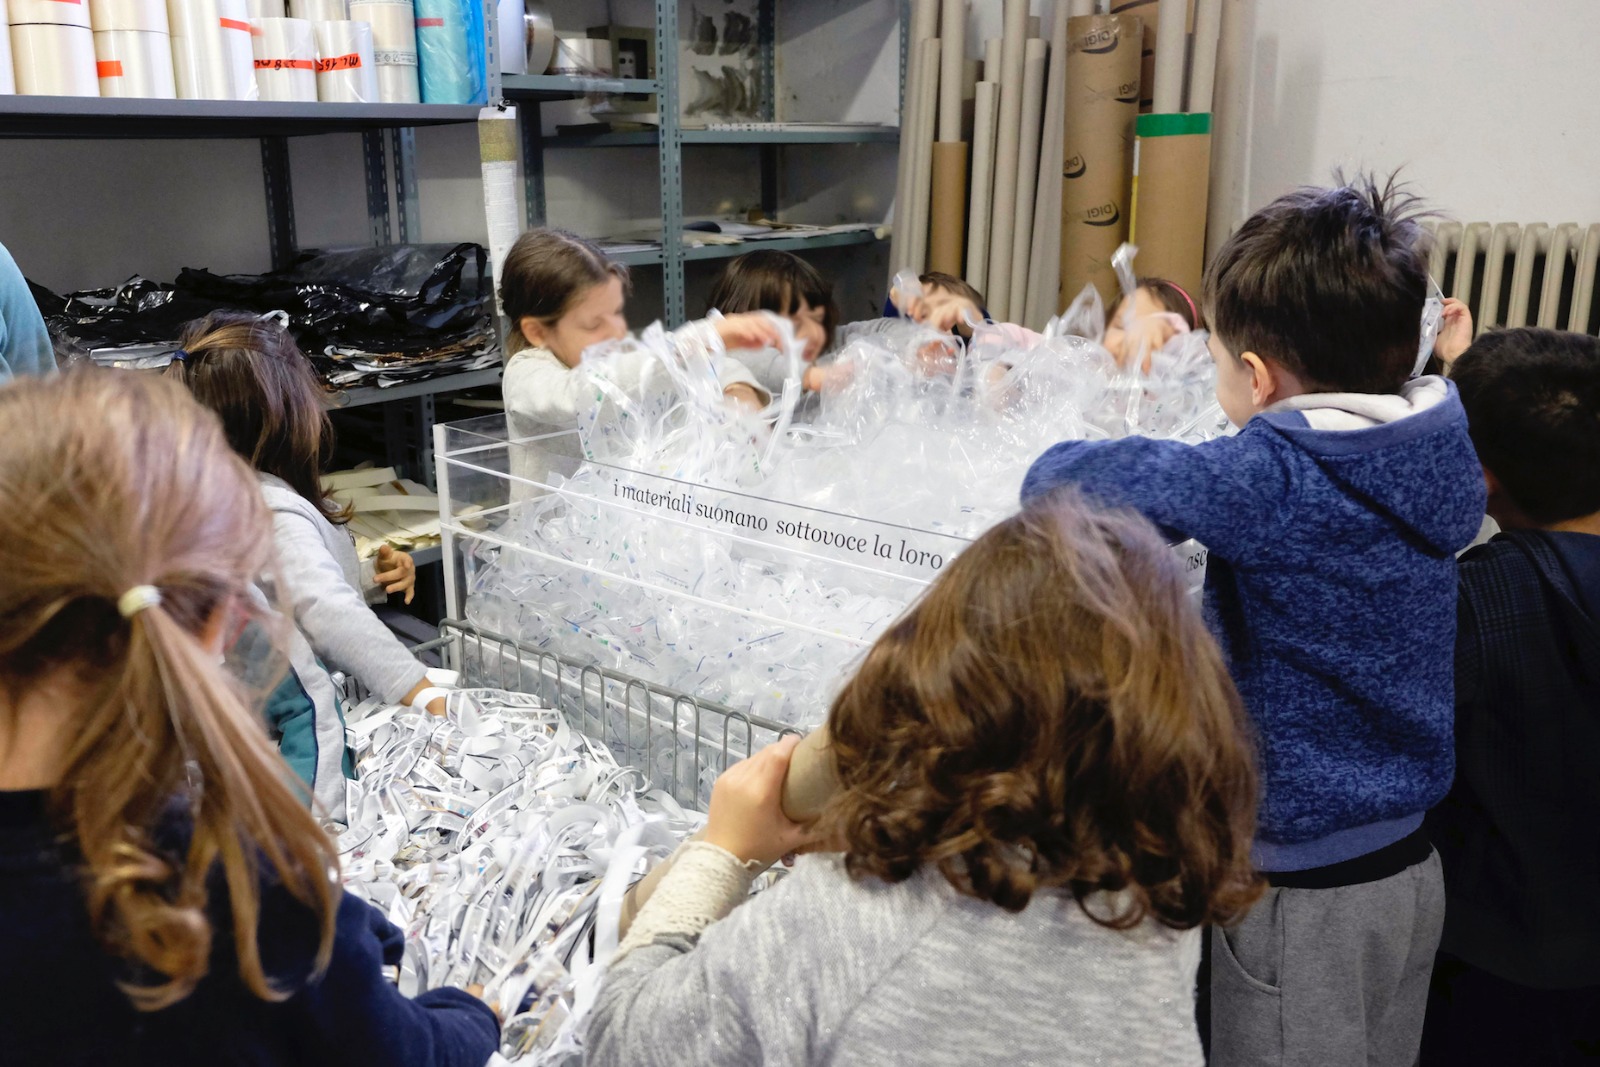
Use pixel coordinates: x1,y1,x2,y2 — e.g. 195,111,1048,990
1023,175,1486,1066
0,370,499,1065
588,489,1263,1066
166,312,446,815
705,250,853,396
499,229,783,440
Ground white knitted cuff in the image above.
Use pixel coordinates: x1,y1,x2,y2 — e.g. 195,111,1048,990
616,841,758,960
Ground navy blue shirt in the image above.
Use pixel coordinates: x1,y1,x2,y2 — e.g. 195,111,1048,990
1427,530,1600,988
0,789,498,1065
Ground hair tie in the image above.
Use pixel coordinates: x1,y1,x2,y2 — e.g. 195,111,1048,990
117,585,163,619
1161,281,1199,328
170,349,189,363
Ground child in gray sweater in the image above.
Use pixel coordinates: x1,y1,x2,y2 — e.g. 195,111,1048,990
588,491,1265,1066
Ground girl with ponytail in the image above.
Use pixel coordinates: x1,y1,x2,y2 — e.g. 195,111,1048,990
0,370,498,1065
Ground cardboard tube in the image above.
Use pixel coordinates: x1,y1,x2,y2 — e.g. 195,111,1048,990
984,0,1028,319
929,141,968,276
1006,37,1048,324
1024,0,1072,329
981,36,999,84
250,15,317,101
1187,0,1220,114
1060,13,1141,308
1150,0,1185,113
95,29,178,97
314,18,376,101
1109,0,1157,111
1130,112,1211,296
0,0,14,94
937,0,964,142
965,79,999,297
10,24,98,95
618,727,842,938
349,0,418,103
908,37,941,273
890,0,940,281
960,55,977,138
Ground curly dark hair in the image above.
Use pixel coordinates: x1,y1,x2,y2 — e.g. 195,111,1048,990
818,490,1263,930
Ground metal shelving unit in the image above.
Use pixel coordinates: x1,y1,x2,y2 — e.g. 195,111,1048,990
504,1,903,325
0,97,482,139
1,0,505,495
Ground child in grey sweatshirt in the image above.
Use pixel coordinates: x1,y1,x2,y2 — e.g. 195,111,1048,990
587,491,1265,1066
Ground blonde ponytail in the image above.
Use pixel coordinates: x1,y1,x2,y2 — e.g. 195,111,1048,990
0,370,338,1010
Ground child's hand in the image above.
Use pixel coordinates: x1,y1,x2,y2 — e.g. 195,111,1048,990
704,735,816,867
803,361,855,394
1105,314,1182,373
714,312,786,352
722,382,766,414
1435,298,1474,367
375,544,416,605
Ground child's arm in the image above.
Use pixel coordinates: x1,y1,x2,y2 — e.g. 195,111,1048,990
588,739,865,1066
264,888,499,1066
502,347,592,427
269,508,432,708
1021,432,1293,557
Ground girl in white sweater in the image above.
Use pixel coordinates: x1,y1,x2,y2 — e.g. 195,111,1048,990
500,229,781,442
589,491,1265,1066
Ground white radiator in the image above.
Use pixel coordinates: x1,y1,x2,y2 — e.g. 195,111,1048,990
1423,221,1600,338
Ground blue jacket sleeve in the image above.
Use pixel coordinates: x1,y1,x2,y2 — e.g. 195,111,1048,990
0,242,57,381
1020,430,1293,558
265,889,500,1067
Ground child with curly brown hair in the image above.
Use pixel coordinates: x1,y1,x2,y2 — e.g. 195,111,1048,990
586,490,1263,1066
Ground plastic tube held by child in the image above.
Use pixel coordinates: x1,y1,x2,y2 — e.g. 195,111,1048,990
616,727,841,937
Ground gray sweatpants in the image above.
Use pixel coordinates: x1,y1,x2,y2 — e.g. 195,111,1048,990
1210,849,1445,1067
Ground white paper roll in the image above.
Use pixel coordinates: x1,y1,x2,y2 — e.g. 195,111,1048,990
90,0,169,31
168,0,232,98
218,0,255,98
0,0,17,94
11,23,98,94
349,0,416,102
11,0,91,26
245,0,283,15
314,18,375,101
94,28,177,95
290,0,342,21
250,15,315,100
171,33,229,97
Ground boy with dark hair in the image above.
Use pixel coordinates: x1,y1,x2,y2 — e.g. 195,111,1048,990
1421,327,1600,1066
1021,174,1487,1066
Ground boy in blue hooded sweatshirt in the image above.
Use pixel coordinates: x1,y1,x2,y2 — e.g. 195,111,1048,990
1021,175,1486,1067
